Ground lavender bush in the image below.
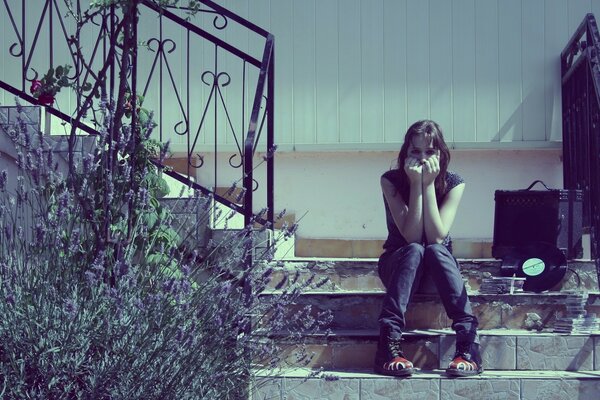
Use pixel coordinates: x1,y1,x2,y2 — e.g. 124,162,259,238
0,2,331,398
0,101,330,399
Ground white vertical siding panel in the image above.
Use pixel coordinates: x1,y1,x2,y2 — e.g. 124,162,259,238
220,0,249,147
360,0,384,143
50,4,74,127
498,0,523,142
270,0,294,145
451,0,476,142
0,5,8,104
383,0,407,143
406,0,430,124
4,4,24,101
187,24,210,148
315,0,339,144
249,0,270,53
522,0,546,141
163,14,188,148
220,0,244,147
568,0,592,35
338,0,361,143
292,0,316,144
474,0,499,143
429,0,453,139
545,0,569,142
594,1,600,20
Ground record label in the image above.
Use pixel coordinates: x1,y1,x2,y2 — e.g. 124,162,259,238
522,257,545,276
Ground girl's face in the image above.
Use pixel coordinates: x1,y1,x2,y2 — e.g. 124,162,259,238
407,134,440,163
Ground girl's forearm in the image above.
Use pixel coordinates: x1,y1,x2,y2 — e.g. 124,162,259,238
402,181,424,243
423,183,447,244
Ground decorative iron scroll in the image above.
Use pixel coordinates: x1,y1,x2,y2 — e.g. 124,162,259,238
0,0,275,227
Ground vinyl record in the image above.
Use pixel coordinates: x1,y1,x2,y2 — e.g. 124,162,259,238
506,242,567,293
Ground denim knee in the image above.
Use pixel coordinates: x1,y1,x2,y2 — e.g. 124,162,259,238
404,243,425,258
424,243,454,264
378,243,425,285
425,243,450,256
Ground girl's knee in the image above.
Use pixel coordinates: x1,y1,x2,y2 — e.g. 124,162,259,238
404,242,425,256
388,243,424,271
424,244,459,271
425,243,451,258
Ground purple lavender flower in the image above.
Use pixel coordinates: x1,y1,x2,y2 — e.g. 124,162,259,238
116,260,129,278
180,264,190,277
56,191,70,218
138,188,149,207
125,189,134,202
0,170,7,190
162,278,176,294
34,223,45,243
68,228,81,253
180,279,191,295
133,297,145,310
16,226,23,240
82,154,94,174
84,270,97,284
5,292,15,306
63,299,78,320
91,251,105,274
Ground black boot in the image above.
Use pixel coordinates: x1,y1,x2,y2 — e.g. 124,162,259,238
373,336,414,377
446,341,483,377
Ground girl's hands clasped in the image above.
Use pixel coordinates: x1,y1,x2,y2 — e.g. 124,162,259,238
421,155,440,185
404,155,440,185
404,157,423,184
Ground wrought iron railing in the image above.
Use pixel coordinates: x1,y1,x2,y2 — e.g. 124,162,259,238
561,13,600,259
0,0,274,227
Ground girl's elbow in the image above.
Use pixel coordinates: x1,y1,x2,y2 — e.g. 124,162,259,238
431,232,449,244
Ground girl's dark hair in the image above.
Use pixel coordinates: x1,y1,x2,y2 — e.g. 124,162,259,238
396,120,450,202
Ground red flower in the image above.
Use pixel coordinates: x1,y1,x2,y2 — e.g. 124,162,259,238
37,93,55,106
30,80,43,94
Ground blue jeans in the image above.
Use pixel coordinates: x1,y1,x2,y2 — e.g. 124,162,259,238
378,243,478,343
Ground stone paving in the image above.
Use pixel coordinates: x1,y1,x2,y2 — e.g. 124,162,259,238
252,369,600,400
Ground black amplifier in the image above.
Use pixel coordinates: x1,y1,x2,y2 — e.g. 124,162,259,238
492,180,583,260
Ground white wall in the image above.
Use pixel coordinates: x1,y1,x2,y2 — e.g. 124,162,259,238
195,148,563,241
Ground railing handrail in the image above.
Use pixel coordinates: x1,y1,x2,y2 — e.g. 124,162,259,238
561,14,596,60
0,80,98,136
561,14,600,81
244,34,274,226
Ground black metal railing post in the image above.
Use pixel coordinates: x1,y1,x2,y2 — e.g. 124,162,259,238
561,13,600,288
267,44,275,225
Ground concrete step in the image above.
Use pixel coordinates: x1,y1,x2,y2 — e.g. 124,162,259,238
267,258,599,293
259,291,600,331
252,368,600,400
273,329,600,372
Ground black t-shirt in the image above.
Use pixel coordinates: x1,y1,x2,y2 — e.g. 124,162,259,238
381,169,464,254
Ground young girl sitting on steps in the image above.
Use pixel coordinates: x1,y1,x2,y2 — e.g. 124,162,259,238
374,120,483,377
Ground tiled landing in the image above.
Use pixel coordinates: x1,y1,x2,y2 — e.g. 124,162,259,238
252,369,600,400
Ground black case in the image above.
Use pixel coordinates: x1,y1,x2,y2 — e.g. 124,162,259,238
492,181,583,260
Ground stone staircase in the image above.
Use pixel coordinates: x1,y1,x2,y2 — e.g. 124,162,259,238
252,258,600,399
